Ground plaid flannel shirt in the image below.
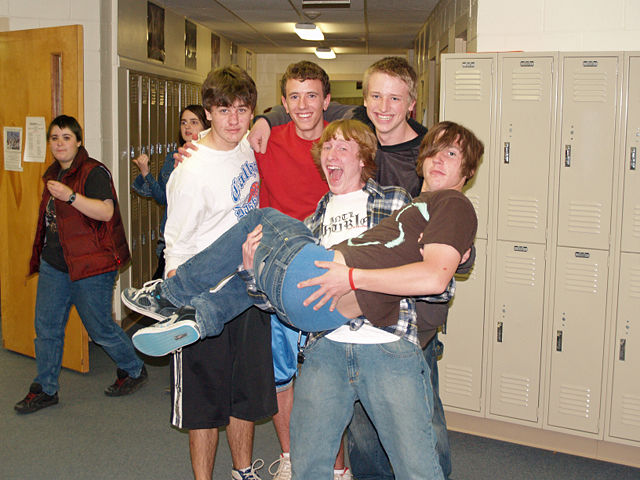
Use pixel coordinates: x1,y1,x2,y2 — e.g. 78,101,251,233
237,179,455,346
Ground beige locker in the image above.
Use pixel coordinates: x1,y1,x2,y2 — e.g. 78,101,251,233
556,54,621,250
440,238,488,413
609,252,640,442
139,75,152,281
620,54,640,254
496,54,556,244
547,247,609,434
489,241,546,422
440,54,496,240
129,73,142,288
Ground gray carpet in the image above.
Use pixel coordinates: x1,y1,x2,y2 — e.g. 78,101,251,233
2,337,640,479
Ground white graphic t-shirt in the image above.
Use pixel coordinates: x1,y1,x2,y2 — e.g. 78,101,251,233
320,190,400,344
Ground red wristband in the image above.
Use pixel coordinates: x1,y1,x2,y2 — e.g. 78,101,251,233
348,268,357,290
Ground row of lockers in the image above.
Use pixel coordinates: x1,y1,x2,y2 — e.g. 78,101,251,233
126,71,201,286
437,52,640,448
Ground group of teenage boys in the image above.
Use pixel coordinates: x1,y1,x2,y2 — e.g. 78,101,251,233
129,56,480,480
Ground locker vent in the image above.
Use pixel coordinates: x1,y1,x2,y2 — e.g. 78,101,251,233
468,193,481,220
511,72,542,101
558,384,592,418
506,197,540,230
151,82,157,106
454,70,483,101
567,201,603,235
499,373,531,406
142,80,149,105
621,394,640,427
129,77,138,104
564,260,601,294
443,364,473,397
572,72,608,102
630,265,640,298
504,254,536,286
633,205,640,238
159,83,165,107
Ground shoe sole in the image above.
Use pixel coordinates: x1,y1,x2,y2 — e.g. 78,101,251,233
132,323,200,356
121,290,169,322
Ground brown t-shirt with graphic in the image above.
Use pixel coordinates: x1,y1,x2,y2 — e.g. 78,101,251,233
333,189,477,327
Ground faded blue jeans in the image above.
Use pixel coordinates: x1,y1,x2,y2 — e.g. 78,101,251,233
160,208,350,337
290,337,444,480
34,259,143,395
346,333,451,478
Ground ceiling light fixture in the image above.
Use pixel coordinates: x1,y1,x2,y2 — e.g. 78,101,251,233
315,47,336,59
294,23,324,41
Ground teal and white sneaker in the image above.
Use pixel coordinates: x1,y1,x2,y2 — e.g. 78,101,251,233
121,279,176,321
231,459,264,480
132,307,200,356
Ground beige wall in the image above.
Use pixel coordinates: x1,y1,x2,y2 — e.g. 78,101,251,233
477,0,640,52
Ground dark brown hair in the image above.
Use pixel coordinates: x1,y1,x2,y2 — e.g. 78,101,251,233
47,115,82,143
201,65,257,113
179,105,210,146
416,121,484,183
280,61,330,98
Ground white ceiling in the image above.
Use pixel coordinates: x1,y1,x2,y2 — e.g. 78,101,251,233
162,0,439,55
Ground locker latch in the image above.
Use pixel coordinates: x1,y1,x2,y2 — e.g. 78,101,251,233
556,330,563,352
631,147,637,171
497,322,503,342
564,145,571,167
619,338,626,361
504,142,510,164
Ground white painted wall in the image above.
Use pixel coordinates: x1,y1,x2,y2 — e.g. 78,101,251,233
477,0,640,52
0,0,103,160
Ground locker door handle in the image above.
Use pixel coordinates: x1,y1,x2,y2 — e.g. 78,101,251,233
497,322,503,342
141,233,146,246
150,144,156,156
130,146,135,159
619,339,626,361
504,142,510,164
158,143,163,155
556,330,563,351
564,145,571,167
631,147,637,171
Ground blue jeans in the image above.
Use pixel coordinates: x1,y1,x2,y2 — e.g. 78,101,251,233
290,337,444,480
346,334,451,479
161,208,349,337
34,260,143,395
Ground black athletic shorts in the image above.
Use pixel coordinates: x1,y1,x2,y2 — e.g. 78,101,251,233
170,306,277,429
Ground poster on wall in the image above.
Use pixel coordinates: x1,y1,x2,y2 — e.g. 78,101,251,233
246,51,253,76
185,20,197,70
3,126,23,172
147,2,165,63
211,33,220,69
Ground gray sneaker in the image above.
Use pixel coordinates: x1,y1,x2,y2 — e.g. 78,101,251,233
132,307,201,356
121,279,176,321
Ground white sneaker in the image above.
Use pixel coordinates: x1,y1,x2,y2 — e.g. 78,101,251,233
232,459,264,480
268,453,291,480
334,467,353,480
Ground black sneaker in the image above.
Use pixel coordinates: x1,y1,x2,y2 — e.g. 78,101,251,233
104,365,148,397
121,279,177,321
15,383,59,414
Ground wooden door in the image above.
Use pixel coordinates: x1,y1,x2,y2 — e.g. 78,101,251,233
0,25,87,372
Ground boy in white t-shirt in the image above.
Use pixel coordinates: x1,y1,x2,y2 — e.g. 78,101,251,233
162,65,275,480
